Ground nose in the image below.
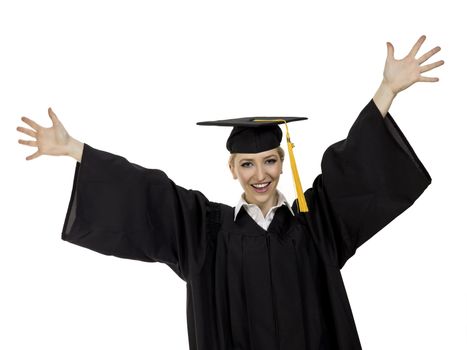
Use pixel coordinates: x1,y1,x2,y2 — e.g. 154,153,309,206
255,164,266,182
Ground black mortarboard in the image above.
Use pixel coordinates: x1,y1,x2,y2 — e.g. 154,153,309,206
197,116,309,212
197,116,307,153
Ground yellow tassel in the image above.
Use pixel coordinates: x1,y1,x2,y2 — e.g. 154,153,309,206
253,119,309,213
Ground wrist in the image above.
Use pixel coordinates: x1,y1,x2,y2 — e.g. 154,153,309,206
67,137,84,162
380,79,398,98
373,80,397,118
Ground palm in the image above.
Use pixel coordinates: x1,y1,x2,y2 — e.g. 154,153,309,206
383,35,444,94
17,108,72,160
37,123,70,155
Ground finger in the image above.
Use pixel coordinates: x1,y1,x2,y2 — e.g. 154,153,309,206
16,126,37,138
18,139,38,147
419,76,439,83
26,151,41,161
48,107,60,126
418,46,441,64
408,34,426,58
420,60,445,73
386,42,395,60
21,116,42,131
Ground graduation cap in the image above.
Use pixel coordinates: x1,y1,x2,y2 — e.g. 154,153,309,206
197,116,309,213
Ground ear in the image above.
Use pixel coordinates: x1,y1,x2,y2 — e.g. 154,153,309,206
229,162,238,180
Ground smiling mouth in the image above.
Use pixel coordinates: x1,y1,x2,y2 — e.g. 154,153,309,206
251,182,271,193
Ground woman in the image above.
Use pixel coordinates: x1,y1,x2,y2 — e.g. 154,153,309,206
17,35,443,349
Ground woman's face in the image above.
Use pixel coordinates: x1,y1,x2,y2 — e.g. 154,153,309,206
229,148,283,210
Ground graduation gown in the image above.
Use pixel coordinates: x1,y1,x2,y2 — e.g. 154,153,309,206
62,99,432,350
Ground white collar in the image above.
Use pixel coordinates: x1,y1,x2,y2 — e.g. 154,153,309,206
233,189,295,221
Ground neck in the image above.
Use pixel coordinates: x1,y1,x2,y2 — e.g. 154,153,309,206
244,190,279,217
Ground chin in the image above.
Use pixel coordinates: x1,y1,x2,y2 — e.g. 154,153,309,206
246,182,278,205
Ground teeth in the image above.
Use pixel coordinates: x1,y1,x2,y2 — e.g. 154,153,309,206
252,183,269,188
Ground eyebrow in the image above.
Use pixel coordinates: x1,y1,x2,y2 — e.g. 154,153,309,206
238,154,279,162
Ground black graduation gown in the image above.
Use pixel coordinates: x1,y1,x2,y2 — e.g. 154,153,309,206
62,98,432,350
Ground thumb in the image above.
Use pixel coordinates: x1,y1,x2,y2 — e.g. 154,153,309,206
386,42,394,60
48,107,60,126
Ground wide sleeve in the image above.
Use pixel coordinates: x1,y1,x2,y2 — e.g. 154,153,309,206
62,143,218,282
303,98,432,269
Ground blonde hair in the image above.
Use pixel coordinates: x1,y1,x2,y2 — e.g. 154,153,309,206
228,146,285,168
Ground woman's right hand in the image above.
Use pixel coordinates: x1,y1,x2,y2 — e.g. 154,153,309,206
17,107,82,161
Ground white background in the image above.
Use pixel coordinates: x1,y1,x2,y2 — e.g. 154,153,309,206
1,0,465,349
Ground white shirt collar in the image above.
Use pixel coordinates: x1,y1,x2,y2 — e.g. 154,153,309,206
233,189,294,221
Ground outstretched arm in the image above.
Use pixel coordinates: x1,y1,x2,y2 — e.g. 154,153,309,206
373,34,444,117
17,108,84,162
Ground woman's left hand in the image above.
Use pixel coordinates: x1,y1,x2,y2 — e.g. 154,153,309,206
382,35,444,95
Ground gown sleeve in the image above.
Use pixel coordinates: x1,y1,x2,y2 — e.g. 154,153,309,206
62,143,216,282
304,98,432,269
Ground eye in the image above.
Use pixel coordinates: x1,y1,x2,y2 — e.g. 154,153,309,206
266,159,277,165
241,161,253,168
